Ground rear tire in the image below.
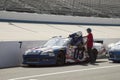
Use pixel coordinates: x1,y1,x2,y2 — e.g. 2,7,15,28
92,49,98,62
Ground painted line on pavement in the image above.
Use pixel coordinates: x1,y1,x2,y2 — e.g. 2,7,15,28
8,65,120,80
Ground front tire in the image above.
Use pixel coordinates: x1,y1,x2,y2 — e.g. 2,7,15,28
56,51,65,66
113,60,120,63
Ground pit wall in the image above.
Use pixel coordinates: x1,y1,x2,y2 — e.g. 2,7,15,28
0,40,46,68
0,11,120,26
0,38,120,68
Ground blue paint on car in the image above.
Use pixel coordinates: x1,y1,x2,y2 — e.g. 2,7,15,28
108,41,120,62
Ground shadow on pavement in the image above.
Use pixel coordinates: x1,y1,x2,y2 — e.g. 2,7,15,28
22,61,101,68
96,60,108,63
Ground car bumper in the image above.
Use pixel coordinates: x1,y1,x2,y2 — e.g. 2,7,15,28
108,51,120,61
109,58,120,61
23,55,56,65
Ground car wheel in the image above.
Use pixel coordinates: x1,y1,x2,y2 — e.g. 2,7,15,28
28,64,35,67
56,51,65,66
92,49,98,61
113,60,120,63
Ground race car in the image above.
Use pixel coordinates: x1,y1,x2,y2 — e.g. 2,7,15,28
108,41,120,62
23,36,106,66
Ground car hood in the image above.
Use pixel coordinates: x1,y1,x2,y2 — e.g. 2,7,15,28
25,46,65,55
108,41,120,51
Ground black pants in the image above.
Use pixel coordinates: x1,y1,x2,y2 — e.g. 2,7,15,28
87,47,95,63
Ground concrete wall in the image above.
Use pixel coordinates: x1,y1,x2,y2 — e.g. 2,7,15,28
0,11,120,25
0,41,20,68
0,40,46,68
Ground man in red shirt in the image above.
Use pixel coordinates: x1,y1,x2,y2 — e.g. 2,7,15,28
85,28,95,64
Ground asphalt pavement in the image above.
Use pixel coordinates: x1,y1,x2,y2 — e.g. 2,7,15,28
0,59,120,80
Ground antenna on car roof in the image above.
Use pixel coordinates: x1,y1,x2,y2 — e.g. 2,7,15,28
52,36,62,38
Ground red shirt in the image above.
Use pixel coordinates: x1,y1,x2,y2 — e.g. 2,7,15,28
87,33,93,48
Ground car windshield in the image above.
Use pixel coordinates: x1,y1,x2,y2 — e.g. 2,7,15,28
43,37,69,47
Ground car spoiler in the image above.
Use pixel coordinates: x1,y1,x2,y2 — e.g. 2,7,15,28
94,40,103,44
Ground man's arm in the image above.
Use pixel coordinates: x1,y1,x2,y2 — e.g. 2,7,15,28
82,35,88,46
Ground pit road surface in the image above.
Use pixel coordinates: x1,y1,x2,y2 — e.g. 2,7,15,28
0,59,120,80
0,22,120,41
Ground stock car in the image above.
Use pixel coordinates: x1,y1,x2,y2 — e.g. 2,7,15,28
23,36,106,66
108,41,120,62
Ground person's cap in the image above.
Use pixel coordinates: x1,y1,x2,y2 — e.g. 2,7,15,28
86,28,92,32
